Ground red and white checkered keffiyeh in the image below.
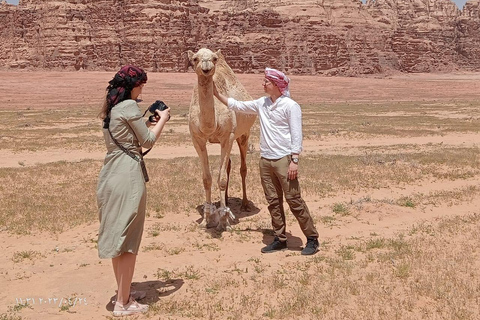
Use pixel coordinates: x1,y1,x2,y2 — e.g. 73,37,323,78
265,67,290,97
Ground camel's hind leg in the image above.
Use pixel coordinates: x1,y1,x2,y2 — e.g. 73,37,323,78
225,158,231,205
237,134,251,211
192,137,218,227
216,133,236,230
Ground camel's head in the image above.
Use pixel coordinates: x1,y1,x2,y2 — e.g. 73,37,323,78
187,48,221,78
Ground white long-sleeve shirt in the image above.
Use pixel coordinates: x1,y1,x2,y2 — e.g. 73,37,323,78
227,95,303,159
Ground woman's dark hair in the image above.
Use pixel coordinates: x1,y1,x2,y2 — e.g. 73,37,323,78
99,65,147,128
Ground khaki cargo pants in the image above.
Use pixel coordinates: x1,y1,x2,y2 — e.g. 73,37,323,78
259,155,319,242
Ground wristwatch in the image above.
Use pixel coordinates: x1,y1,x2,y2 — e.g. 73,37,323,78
292,157,299,164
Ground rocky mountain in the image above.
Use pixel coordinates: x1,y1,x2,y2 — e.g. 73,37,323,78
0,0,479,75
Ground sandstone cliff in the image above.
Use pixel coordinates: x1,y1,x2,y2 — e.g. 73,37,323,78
0,0,479,75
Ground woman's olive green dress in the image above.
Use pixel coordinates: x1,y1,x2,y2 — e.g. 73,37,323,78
97,100,156,259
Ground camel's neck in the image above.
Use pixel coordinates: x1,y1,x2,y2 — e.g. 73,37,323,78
197,75,216,128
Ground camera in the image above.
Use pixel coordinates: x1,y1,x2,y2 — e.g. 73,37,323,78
148,100,170,122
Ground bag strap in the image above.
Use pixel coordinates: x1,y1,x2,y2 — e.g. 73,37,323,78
107,126,150,182
107,127,140,162
105,106,152,159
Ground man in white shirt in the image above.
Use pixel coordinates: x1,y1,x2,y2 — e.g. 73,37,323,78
213,68,319,255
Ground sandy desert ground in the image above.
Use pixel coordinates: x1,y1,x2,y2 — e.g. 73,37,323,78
0,71,480,320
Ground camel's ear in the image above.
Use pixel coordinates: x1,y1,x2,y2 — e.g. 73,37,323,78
186,50,195,69
215,49,224,62
187,50,195,61
185,57,192,70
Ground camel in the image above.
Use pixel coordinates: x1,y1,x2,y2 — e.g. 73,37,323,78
187,48,257,230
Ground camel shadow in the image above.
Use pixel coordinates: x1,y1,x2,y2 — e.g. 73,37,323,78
105,279,184,311
224,197,261,220
195,197,261,237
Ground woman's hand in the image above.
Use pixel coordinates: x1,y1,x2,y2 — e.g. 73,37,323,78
150,106,170,141
155,106,171,122
146,118,156,127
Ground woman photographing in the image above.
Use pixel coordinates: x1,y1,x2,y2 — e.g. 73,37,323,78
97,65,170,316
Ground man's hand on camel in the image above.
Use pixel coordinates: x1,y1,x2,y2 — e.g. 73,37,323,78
212,82,228,106
212,82,219,97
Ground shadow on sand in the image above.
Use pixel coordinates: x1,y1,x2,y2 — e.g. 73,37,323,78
105,279,184,311
195,197,261,237
256,230,303,252
194,199,304,251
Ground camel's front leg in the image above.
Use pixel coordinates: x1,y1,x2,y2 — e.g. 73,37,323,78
192,137,218,228
216,133,236,230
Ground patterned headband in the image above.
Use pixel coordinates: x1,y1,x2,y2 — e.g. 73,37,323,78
106,65,148,107
265,67,290,97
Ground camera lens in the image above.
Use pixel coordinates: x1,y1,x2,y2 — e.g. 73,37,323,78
149,100,168,113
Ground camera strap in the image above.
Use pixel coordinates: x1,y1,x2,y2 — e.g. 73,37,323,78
107,127,149,183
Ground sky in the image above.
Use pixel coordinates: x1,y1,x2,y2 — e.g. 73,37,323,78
2,0,471,10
